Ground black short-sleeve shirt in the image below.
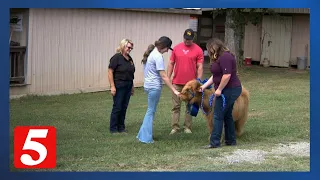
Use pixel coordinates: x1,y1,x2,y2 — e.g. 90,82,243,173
108,53,135,85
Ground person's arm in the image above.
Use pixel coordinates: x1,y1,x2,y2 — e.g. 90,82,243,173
108,68,116,96
196,49,204,79
196,63,203,79
167,61,175,80
108,55,118,96
130,59,135,96
201,75,213,89
108,68,115,88
159,70,179,95
167,50,176,79
216,74,231,92
214,53,233,96
199,75,214,92
155,54,179,95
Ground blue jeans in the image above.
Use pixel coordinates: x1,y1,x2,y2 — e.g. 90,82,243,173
109,81,133,133
136,88,162,143
210,86,242,147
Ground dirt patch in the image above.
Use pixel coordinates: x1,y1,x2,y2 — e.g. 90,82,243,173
271,142,310,157
218,149,268,164
214,142,309,164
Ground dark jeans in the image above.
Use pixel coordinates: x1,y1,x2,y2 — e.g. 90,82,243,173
210,86,242,147
109,81,133,133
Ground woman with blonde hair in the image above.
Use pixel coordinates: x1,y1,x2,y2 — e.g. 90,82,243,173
136,36,180,143
108,38,135,134
199,38,242,148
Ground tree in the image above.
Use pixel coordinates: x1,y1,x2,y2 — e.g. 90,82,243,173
212,8,278,67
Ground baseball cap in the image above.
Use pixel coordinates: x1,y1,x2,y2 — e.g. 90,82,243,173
158,36,173,50
184,29,195,40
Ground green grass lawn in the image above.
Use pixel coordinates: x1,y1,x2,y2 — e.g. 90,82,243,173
10,66,310,172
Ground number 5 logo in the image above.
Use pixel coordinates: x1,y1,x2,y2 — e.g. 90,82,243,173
14,126,56,169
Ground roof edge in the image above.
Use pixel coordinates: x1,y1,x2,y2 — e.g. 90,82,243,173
107,8,202,15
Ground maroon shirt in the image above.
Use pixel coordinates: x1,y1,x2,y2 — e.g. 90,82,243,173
210,52,241,90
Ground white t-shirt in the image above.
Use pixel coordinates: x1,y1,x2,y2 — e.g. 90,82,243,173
143,48,165,89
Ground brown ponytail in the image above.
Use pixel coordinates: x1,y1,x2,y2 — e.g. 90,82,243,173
141,44,156,64
141,40,168,64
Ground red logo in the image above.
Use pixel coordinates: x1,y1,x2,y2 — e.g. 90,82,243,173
14,126,56,169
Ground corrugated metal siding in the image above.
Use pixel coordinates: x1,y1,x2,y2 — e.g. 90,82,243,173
12,8,190,96
290,15,310,66
243,23,262,62
260,15,292,67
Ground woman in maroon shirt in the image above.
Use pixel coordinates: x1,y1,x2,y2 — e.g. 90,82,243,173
200,38,242,148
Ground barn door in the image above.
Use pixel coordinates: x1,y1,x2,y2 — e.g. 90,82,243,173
198,16,213,47
261,15,292,67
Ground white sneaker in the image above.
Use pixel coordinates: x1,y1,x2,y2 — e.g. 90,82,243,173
184,128,192,134
169,129,178,135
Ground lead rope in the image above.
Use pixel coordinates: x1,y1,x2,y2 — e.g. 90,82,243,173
200,91,226,115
